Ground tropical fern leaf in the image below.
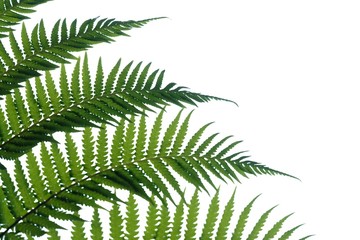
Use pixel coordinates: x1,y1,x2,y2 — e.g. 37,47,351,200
51,192,310,240
0,143,120,237
184,191,200,239
0,16,161,97
0,56,231,160
0,110,297,237
0,0,51,38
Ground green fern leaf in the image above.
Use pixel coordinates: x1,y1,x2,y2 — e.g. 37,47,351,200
86,192,310,240
96,124,109,170
50,143,72,186
16,222,45,237
60,64,71,106
71,220,87,240
27,213,64,230
26,151,48,200
21,23,32,56
13,159,36,209
37,206,81,222
0,108,10,143
184,191,199,239
13,89,30,127
278,225,303,240
81,53,92,99
0,40,14,66
0,187,15,226
5,94,21,133
157,202,171,239
200,190,220,239
104,59,121,93
109,204,125,240
47,228,61,240
71,59,81,102
263,213,293,240
125,62,142,90
8,31,23,61
0,17,162,97
299,235,315,240
44,71,61,111
247,205,277,240
65,133,83,180
233,160,299,180
94,57,104,95
170,198,185,240
25,80,41,122
143,198,159,240
90,209,103,240
160,110,182,155
1,57,232,159
47,229,61,240
39,143,62,193
215,190,236,240
35,77,51,116
123,115,136,162
125,194,140,239
82,127,96,175
232,195,259,240
0,0,51,38
171,110,192,155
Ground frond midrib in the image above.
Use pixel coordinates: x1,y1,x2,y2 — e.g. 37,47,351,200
0,87,151,150
0,0,45,21
0,19,116,78
0,152,197,236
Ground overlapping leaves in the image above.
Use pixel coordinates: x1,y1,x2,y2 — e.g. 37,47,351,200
59,192,313,240
0,110,294,237
0,56,229,161
0,16,160,97
0,0,51,38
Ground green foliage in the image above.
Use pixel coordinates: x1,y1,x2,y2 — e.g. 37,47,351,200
0,0,311,239
45,192,309,240
0,16,161,97
0,55,231,160
0,110,297,237
0,0,51,38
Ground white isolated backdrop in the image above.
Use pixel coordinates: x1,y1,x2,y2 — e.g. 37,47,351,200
26,0,360,239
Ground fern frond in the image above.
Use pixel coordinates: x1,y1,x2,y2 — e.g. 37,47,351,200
200,189,219,239
0,0,51,38
0,17,162,97
109,204,125,240
169,198,184,240
0,57,231,160
247,205,277,240
184,191,199,239
83,192,311,240
90,209,104,240
0,110,296,237
143,196,159,240
70,219,87,240
157,201,171,239
233,160,299,180
0,136,122,237
215,190,235,240
125,194,140,239
263,213,293,240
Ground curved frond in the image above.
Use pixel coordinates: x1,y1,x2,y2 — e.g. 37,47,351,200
0,57,231,160
0,142,121,237
59,192,311,240
0,110,295,237
0,0,51,38
0,17,161,97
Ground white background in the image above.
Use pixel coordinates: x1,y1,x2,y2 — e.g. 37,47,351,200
28,0,360,239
